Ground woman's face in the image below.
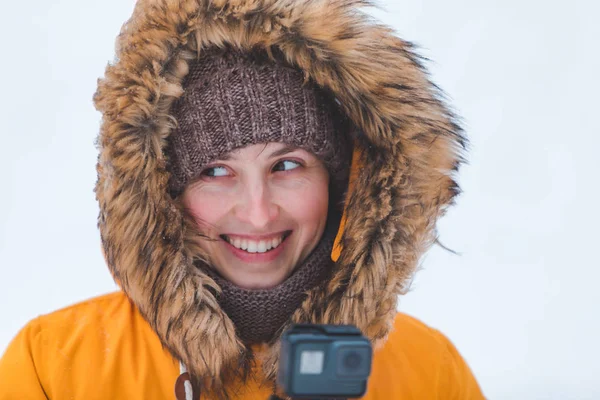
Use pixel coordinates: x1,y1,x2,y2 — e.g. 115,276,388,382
182,142,329,290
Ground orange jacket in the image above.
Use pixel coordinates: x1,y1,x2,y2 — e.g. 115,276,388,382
0,292,482,399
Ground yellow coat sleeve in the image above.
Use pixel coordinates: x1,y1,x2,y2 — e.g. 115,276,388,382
433,329,484,399
0,319,49,400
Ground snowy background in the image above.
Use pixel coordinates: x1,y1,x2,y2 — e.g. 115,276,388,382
1,0,598,398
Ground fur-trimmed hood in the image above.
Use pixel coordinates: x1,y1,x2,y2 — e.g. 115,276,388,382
93,0,464,396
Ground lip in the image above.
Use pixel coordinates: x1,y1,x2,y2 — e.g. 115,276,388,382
221,232,291,263
220,231,289,241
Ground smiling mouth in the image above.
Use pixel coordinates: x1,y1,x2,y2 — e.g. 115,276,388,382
220,231,292,254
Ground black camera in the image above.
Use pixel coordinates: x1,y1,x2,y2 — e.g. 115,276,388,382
277,324,373,399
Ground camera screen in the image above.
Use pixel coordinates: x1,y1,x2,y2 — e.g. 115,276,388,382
299,350,325,374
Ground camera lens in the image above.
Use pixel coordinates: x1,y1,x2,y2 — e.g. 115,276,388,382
343,351,362,370
337,346,371,377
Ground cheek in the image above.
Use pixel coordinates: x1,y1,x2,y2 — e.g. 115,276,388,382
279,179,329,226
182,191,230,230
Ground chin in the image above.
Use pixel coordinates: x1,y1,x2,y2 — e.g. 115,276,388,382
229,269,289,290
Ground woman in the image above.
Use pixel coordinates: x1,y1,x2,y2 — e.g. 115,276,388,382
0,0,484,399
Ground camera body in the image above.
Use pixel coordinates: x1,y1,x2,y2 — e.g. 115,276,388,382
277,324,372,399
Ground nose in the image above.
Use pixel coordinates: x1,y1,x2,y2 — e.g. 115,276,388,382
235,180,279,229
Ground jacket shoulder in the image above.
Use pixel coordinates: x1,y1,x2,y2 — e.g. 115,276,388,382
17,292,139,351
36,291,133,323
365,312,484,399
0,292,178,400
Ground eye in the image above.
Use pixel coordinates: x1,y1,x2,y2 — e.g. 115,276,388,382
201,166,229,178
273,160,301,172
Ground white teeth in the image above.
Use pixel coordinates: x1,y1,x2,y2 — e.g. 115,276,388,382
257,241,267,253
247,241,257,253
272,237,281,248
226,235,285,253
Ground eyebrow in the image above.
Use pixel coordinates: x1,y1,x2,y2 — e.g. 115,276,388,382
267,144,299,159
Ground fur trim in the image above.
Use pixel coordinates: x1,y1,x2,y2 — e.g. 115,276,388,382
94,0,464,397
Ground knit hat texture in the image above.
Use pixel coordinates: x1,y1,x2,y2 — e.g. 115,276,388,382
167,47,353,198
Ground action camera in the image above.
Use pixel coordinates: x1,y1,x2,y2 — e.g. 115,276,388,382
277,324,373,398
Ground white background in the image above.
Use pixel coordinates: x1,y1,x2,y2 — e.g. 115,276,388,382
1,1,598,398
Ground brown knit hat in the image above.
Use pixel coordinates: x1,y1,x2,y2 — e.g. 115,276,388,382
167,47,353,204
